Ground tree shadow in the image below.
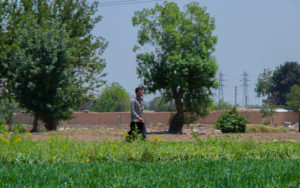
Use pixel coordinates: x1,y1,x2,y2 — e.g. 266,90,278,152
146,131,186,135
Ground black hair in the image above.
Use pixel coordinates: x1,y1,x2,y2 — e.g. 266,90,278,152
135,87,143,93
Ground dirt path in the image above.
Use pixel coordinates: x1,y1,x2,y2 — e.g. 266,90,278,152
27,124,300,142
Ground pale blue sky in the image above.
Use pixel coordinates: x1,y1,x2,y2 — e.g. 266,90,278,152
94,0,300,106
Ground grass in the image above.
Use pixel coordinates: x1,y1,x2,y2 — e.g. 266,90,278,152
0,131,299,187
246,124,289,133
0,160,299,187
0,134,299,164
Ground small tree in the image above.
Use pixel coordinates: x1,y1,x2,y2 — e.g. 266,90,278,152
0,97,18,132
286,85,300,112
133,2,218,133
12,19,78,131
91,82,130,112
260,99,277,125
255,69,273,98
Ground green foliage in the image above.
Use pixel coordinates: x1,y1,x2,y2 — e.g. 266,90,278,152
256,62,300,106
0,121,7,134
10,124,27,134
216,107,247,133
286,84,300,112
260,99,277,124
0,97,18,130
0,0,107,130
12,19,77,130
255,69,273,98
148,96,175,112
125,123,146,142
0,0,107,93
0,160,299,187
132,2,218,132
91,82,130,112
0,136,299,164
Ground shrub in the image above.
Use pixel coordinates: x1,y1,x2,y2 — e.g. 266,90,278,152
0,121,7,134
11,124,27,134
246,124,288,133
216,107,247,133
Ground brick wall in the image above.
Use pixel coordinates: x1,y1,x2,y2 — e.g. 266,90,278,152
14,111,298,126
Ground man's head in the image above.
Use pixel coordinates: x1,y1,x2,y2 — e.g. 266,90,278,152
135,87,143,98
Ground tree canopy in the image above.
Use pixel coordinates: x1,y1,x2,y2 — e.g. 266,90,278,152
255,62,300,106
132,2,218,133
12,19,78,131
91,82,130,112
0,0,107,92
0,0,107,131
286,84,300,112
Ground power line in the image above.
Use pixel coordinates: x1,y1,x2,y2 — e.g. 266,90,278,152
100,0,144,3
99,0,163,7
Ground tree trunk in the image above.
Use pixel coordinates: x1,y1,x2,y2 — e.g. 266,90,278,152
169,111,185,133
7,117,13,132
7,97,14,132
298,113,300,133
169,91,185,133
31,114,39,132
45,121,58,131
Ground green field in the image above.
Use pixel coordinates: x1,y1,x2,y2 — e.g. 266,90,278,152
0,134,300,187
0,135,299,163
1,160,300,187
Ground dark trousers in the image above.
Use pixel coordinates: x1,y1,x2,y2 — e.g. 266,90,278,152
128,122,147,139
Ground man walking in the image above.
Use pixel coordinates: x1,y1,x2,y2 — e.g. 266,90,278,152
128,87,146,140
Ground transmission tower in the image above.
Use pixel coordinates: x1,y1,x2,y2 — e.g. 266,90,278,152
241,71,250,107
218,71,225,102
234,86,238,106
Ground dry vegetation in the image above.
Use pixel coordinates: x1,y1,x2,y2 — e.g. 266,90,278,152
20,123,300,142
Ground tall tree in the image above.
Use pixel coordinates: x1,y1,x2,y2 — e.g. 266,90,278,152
0,0,107,131
255,62,300,106
91,82,130,112
271,62,300,106
1,0,107,96
12,19,78,131
132,2,218,133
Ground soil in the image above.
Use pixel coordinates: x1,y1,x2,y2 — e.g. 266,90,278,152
27,124,300,142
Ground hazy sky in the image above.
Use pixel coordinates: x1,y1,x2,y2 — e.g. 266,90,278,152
94,0,300,105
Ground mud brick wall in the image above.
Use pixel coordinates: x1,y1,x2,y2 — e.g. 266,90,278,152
15,111,298,126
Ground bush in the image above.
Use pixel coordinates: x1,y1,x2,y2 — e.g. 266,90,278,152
0,121,7,134
11,124,27,134
216,107,247,133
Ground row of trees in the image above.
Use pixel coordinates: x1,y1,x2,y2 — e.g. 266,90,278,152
2,1,297,133
0,1,219,133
